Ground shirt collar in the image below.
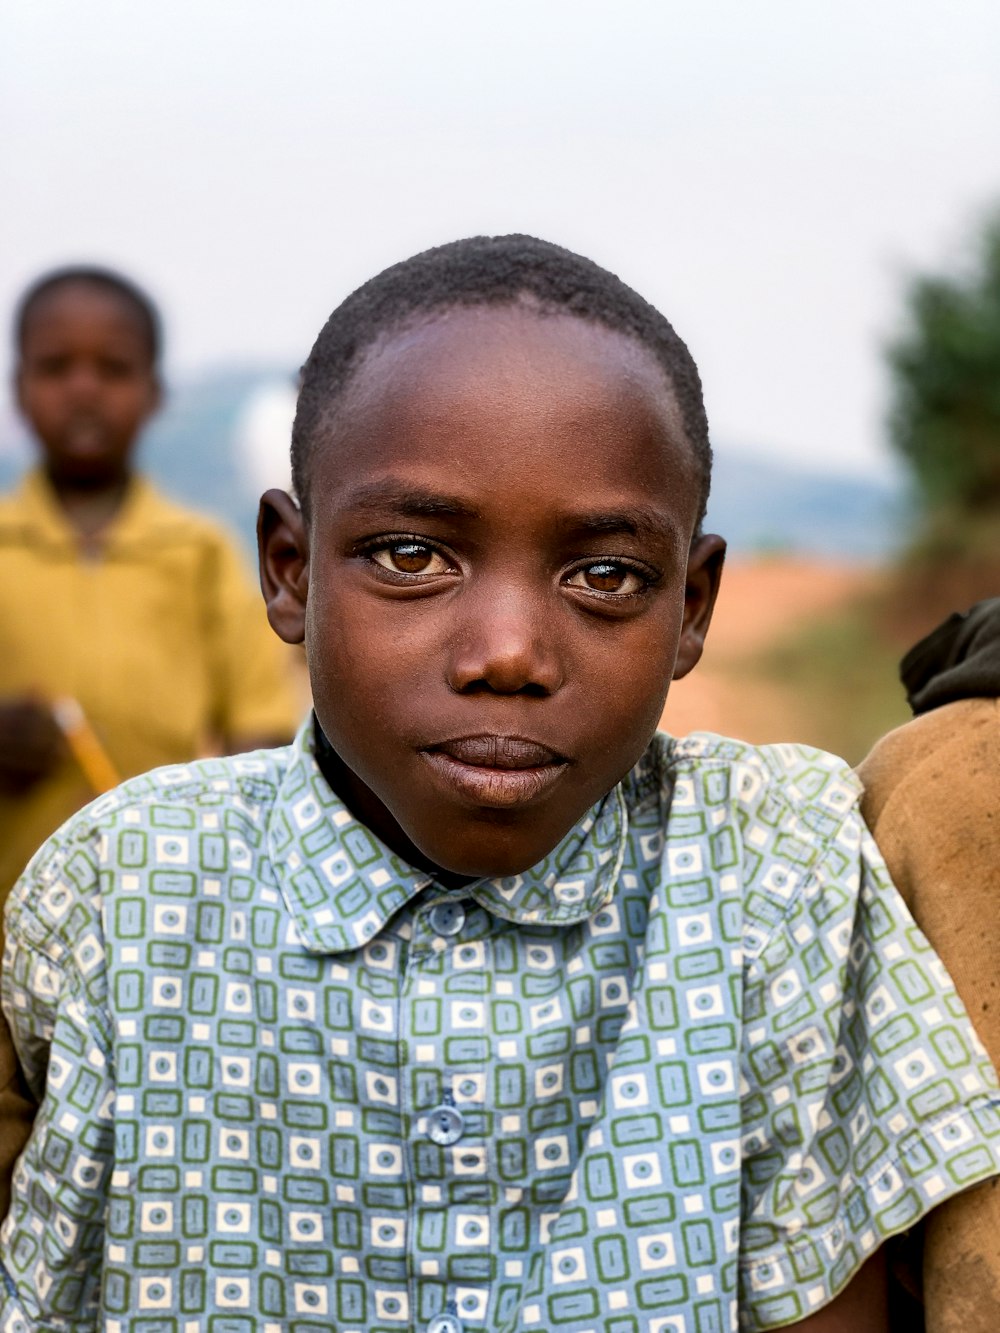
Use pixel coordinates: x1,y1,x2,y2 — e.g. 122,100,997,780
4,469,78,551
267,718,630,954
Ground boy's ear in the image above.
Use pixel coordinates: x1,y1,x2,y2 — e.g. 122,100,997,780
147,374,164,418
258,488,309,645
673,533,726,681
12,366,28,418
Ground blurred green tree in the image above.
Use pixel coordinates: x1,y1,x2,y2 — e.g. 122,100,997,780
888,214,1000,514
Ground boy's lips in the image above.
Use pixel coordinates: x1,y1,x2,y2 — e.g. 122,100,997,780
421,735,569,809
64,419,109,452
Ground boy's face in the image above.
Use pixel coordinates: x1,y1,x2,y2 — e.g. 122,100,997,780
15,282,160,488
262,305,724,879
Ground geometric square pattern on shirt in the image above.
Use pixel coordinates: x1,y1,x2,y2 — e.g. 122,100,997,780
2,721,1000,1332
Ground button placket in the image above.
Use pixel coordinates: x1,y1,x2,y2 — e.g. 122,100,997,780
443,910,492,1332
406,892,470,1329
409,893,496,1331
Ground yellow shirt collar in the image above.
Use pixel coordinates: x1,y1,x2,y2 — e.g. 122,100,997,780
5,469,176,555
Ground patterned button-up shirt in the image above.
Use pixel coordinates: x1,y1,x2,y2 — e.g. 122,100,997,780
2,720,999,1332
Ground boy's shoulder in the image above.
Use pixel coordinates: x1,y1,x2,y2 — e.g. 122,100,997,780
641,731,871,969
49,742,293,840
0,471,46,536
117,476,247,556
642,728,862,835
5,746,294,956
103,741,293,806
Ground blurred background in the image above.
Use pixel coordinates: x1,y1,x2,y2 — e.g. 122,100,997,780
3,0,999,763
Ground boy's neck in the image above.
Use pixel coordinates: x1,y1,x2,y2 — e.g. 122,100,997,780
312,716,474,891
45,468,131,550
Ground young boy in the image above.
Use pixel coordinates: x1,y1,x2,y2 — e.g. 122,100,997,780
2,236,998,1332
0,266,300,899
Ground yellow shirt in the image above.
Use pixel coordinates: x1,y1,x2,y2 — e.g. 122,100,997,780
0,470,301,896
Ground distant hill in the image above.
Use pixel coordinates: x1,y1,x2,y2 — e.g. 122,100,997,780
704,453,903,560
0,367,904,560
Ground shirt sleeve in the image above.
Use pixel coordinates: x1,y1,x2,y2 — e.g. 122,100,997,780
737,805,1000,1330
200,527,303,745
0,826,113,1330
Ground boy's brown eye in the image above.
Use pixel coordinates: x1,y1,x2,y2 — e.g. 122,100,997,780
99,358,135,379
372,543,450,575
567,562,645,594
35,355,70,377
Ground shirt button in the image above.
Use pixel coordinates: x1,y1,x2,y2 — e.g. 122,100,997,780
428,901,465,937
426,1315,463,1333
428,1104,464,1145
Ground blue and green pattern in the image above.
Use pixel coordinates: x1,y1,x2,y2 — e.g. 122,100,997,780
2,720,999,1332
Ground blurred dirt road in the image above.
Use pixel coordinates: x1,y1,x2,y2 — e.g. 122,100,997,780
660,557,875,743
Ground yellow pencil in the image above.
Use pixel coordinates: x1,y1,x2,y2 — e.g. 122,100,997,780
51,697,122,794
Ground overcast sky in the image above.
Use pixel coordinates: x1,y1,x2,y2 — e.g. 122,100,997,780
3,0,998,478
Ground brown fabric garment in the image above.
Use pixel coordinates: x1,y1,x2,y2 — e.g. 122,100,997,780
0,1007,35,1222
859,697,1000,1333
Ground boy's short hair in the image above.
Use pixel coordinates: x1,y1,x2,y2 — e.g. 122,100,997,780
14,265,162,367
293,234,712,524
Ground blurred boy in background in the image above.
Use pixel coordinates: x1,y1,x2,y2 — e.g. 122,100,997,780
0,266,300,1199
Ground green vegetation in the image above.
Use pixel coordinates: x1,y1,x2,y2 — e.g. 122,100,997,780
756,208,1000,768
888,211,1000,523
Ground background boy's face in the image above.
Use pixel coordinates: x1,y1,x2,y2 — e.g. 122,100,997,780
265,305,723,878
15,282,160,487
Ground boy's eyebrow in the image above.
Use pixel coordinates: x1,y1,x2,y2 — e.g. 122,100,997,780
566,506,678,544
338,479,480,520
337,481,677,543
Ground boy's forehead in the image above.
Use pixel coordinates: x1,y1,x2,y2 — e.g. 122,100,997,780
21,282,147,348
353,304,678,408
323,303,696,490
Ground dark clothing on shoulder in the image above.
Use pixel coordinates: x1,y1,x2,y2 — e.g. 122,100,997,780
902,597,1000,714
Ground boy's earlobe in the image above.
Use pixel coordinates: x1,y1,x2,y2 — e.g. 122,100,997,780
673,533,726,681
258,489,309,646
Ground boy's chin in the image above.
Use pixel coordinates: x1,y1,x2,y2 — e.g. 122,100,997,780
407,816,572,883
45,454,129,489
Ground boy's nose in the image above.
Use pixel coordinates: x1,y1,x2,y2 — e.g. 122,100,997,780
446,586,564,696
64,364,103,404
